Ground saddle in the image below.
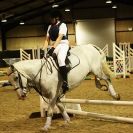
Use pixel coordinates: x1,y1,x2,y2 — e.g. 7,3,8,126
50,47,71,72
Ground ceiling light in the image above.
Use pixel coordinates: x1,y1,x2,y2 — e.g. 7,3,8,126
112,5,117,8
19,21,25,25
52,4,59,8
106,0,112,4
128,27,132,31
1,18,7,23
65,8,70,12
1,14,7,22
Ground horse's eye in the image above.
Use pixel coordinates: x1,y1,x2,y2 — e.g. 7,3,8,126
14,77,18,80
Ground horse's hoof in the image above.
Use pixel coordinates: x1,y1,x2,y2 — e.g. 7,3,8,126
41,126,50,132
64,119,72,125
41,127,48,132
59,120,72,127
66,121,73,124
113,94,120,100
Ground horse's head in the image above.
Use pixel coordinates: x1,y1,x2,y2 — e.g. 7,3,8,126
7,65,27,100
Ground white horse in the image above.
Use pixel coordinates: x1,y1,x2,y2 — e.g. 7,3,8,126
7,44,120,131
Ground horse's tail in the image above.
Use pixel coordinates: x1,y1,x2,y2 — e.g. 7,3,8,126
97,47,115,78
91,44,106,61
91,44,115,78
101,60,115,78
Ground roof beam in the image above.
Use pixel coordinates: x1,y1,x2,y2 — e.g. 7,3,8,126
0,0,36,14
6,0,64,20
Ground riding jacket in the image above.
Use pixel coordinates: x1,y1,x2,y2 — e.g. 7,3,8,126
47,22,68,41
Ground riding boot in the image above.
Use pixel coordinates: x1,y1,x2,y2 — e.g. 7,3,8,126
59,66,69,94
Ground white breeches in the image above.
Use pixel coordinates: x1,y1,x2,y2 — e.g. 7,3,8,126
53,41,69,67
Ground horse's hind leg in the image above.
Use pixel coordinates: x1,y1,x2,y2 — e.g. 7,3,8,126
95,76,108,91
105,78,120,100
98,73,120,100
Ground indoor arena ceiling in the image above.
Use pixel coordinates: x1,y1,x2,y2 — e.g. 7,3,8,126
0,0,133,29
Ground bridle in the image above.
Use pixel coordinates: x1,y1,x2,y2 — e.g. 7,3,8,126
7,65,15,76
8,65,26,91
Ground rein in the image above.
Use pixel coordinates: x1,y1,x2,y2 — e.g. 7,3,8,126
33,57,53,80
9,59,53,104
7,71,14,76
31,57,54,104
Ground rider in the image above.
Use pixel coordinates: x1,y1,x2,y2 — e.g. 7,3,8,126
43,9,69,94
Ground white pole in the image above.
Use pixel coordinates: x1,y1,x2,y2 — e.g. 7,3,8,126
37,46,40,59
20,49,22,61
66,109,133,123
60,99,133,106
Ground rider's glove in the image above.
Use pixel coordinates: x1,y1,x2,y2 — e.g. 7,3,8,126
47,47,55,56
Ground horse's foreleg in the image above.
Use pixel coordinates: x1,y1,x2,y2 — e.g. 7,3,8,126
56,102,70,123
98,72,120,100
42,107,53,131
42,98,56,131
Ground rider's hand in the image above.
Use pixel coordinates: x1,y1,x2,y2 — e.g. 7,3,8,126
47,47,55,56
